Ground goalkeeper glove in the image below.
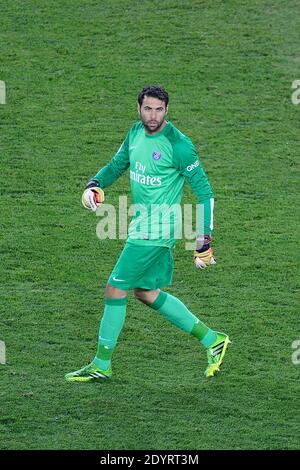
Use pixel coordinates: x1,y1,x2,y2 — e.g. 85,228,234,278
194,236,216,269
82,181,105,212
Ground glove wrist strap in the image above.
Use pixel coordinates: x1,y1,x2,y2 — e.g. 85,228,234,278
196,235,212,253
85,179,100,190
195,243,210,254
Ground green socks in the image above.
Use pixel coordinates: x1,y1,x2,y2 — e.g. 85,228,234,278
93,297,127,371
149,291,217,347
93,291,216,372
191,320,217,348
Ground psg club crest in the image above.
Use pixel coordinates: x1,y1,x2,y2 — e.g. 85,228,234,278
152,151,161,161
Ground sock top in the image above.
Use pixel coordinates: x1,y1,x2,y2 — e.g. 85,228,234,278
105,297,128,306
149,291,167,310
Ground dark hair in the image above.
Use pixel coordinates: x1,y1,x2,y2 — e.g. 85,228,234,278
138,85,169,107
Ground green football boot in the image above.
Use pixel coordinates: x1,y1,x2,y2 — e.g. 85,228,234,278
205,332,231,378
65,362,112,382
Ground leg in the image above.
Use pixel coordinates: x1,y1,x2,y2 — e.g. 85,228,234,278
65,284,128,382
106,284,128,299
91,284,128,373
134,288,160,305
135,288,230,378
65,242,167,382
135,288,214,339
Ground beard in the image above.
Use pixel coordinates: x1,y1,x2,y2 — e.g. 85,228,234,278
141,115,167,134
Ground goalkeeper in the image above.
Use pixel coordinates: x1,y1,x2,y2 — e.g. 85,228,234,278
65,85,230,381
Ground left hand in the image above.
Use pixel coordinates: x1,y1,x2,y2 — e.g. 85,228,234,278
194,248,216,269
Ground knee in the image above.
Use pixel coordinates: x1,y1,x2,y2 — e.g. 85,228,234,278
134,289,145,302
105,284,127,299
134,288,160,305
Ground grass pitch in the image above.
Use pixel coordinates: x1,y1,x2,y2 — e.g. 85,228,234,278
0,0,299,450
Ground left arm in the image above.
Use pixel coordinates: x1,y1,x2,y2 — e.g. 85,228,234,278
172,138,214,248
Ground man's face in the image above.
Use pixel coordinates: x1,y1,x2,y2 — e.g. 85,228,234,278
138,96,168,134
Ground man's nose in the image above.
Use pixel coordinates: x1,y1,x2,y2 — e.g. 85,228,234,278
150,110,156,119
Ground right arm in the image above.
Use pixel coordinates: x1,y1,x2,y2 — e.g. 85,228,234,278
83,122,142,210
87,132,130,189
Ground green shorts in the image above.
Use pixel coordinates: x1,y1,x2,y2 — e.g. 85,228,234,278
108,242,174,291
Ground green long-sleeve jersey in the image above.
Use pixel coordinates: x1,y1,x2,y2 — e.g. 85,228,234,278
92,121,214,248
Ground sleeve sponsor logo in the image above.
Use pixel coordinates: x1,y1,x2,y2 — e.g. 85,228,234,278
186,160,199,172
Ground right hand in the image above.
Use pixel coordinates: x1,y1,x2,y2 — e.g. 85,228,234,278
82,187,105,211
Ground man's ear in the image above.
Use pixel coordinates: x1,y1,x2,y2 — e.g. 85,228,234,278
165,105,169,115
137,103,141,116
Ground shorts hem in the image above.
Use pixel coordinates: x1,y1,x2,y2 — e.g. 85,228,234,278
108,279,172,291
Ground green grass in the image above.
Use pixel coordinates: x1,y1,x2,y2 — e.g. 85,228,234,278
1,0,299,450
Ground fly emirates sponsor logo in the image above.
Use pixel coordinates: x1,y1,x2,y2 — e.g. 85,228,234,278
130,161,162,186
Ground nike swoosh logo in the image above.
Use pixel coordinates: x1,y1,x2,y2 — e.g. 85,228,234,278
112,277,125,282
129,146,136,150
